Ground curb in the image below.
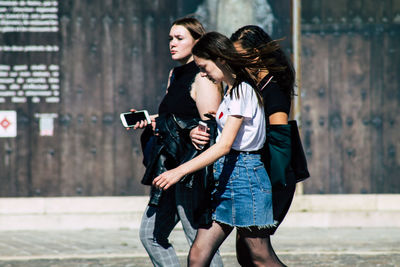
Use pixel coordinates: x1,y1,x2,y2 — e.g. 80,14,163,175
1,195,399,230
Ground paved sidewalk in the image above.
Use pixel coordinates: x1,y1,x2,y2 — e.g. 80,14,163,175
0,227,399,266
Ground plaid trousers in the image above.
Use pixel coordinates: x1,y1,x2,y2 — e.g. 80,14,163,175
139,181,223,267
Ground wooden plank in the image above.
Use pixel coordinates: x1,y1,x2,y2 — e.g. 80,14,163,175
75,0,118,196
382,30,400,193
368,26,385,193
326,34,346,193
125,5,151,196
112,3,146,196
28,32,61,196
17,108,32,196
142,14,159,110
58,0,86,196
111,6,131,196
301,34,331,194
76,3,96,196
29,107,61,196
93,2,116,196
339,33,372,193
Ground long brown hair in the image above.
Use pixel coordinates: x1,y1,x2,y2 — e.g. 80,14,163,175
230,25,295,98
192,32,281,105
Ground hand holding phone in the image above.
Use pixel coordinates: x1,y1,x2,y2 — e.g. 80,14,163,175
120,110,151,128
197,121,208,149
198,121,207,133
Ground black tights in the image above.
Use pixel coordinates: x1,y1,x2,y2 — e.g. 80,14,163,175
236,231,286,267
188,222,232,267
188,221,285,267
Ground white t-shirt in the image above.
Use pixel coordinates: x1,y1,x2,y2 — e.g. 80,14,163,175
215,82,266,151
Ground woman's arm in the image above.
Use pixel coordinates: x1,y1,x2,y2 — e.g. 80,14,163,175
153,115,243,190
192,73,221,120
189,74,221,149
269,112,288,125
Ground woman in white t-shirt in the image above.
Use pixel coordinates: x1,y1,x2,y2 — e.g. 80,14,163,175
153,32,283,267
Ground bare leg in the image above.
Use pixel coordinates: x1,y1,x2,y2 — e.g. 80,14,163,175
237,228,286,267
188,221,233,267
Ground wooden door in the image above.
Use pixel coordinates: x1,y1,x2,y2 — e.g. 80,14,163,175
300,0,400,193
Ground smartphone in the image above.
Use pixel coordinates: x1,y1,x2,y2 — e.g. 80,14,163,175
198,121,207,133
120,110,151,127
197,121,208,149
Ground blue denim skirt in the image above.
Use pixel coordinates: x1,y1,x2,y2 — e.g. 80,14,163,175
211,152,274,228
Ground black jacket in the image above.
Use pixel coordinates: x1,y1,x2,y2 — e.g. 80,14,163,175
140,113,217,222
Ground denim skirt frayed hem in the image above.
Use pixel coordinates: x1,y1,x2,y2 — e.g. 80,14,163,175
211,153,274,228
212,218,278,231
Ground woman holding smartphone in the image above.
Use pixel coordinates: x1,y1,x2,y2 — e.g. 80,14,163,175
153,31,285,267
131,17,223,267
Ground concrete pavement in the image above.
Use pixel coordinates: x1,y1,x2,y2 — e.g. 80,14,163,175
0,227,399,266
1,195,399,266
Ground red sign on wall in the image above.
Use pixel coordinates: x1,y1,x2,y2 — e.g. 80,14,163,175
0,111,17,137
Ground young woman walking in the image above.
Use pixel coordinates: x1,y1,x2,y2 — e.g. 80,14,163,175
154,31,285,267
132,18,223,267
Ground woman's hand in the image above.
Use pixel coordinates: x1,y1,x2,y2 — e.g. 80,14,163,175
153,168,185,190
126,108,157,131
190,126,210,150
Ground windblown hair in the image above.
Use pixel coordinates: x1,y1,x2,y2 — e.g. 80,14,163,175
230,25,295,98
172,17,206,40
192,31,282,105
